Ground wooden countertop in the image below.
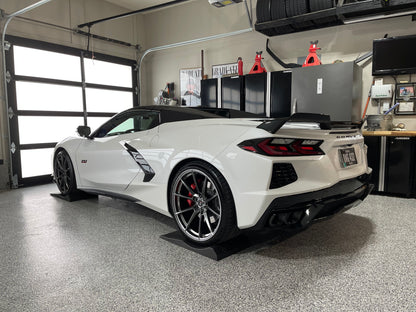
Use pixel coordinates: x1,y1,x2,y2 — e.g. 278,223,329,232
363,131,416,136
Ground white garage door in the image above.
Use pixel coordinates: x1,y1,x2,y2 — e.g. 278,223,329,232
5,36,137,187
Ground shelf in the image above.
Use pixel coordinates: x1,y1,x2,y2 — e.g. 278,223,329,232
255,0,416,36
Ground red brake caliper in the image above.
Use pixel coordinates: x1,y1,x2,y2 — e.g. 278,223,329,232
187,184,196,206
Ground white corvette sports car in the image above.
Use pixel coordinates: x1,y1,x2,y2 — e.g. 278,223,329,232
53,106,373,246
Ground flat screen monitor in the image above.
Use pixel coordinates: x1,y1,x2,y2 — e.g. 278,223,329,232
372,34,416,76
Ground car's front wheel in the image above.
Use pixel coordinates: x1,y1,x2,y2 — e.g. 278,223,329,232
54,149,77,196
170,161,237,246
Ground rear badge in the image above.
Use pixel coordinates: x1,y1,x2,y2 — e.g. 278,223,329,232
81,160,87,164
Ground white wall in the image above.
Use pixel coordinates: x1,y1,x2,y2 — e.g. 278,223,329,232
0,0,144,188
140,0,416,127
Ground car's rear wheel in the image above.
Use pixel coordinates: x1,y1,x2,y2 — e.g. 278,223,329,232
170,161,237,246
54,149,77,196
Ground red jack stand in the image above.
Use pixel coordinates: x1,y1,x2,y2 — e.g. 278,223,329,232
249,51,267,74
303,41,322,67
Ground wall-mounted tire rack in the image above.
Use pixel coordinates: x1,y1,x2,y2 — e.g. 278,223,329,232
255,0,416,36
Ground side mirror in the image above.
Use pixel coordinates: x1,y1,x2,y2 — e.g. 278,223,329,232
77,125,91,138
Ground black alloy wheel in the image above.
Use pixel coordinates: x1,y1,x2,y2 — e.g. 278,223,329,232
54,149,77,196
170,161,237,246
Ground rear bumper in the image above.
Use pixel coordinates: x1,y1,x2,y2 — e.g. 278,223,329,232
251,174,373,230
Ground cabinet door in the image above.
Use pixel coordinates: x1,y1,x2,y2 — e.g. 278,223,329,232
221,76,244,110
244,73,266,116
385,137,414,196
201,79,217,108
364,136,381,192
271,71,292,118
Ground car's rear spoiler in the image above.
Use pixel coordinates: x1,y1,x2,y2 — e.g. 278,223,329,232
257,113,364,134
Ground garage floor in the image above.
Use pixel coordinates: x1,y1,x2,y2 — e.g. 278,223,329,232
1,184,415,311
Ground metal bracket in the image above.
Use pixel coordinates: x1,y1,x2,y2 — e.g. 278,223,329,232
8,107,14,119
10,142,16,154
134,86,138,95
5,70,11,83
3,40,10,51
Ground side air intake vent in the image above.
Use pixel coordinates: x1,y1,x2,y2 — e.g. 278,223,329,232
270,163,298,189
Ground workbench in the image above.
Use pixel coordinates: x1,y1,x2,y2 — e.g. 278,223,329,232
363,131,416,137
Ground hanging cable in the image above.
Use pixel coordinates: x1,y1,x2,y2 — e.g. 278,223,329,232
266,39,301,68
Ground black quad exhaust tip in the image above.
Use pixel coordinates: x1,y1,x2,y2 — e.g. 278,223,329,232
268,209,305,227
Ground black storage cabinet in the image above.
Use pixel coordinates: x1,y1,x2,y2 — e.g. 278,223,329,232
364,135,416,197
291,62,362,122
364,136,381,192
200,78,218,108
221,76,244,111
385,136,415,197
244,73,266,116
271,71,292,118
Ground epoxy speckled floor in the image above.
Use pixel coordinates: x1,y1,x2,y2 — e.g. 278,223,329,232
0,184,415,311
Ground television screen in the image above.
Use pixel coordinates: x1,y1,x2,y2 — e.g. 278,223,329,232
372,34,416,76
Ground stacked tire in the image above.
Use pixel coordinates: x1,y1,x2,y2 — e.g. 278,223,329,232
256,0,336,35
309,0,336,25
256,0,277,36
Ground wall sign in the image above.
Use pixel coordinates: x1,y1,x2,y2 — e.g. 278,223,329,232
212,62,238,78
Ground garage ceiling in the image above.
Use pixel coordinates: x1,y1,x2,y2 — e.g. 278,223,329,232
103,0,191,11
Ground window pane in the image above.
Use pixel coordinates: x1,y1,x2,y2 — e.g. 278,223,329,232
21,148,54,178
14,46,81,81
96,111,159,138
84,58,132,87
86,88,133,113
18,116,83,144
107,118,135,136
16,81,83,111
87,117,112,133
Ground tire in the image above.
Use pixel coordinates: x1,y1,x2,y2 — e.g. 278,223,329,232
271,0,287,20
169,161,237,246
309,0,333,11
53,149,77,196
286,0,313,29
256,0,267,22
271,0,294,35
285,0,309,17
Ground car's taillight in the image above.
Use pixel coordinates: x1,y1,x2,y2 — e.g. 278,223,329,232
238,138,324,156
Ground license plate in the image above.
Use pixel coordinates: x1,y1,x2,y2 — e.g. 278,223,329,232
339,147,357,168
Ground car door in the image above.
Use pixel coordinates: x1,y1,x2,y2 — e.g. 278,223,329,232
75,110,160,193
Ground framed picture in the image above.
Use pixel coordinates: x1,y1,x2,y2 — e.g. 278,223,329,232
180,68,201,106
212,62,238,78
399,86,414,97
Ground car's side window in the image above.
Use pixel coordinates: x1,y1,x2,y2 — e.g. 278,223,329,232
93,111,160,138
106,117,135,136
